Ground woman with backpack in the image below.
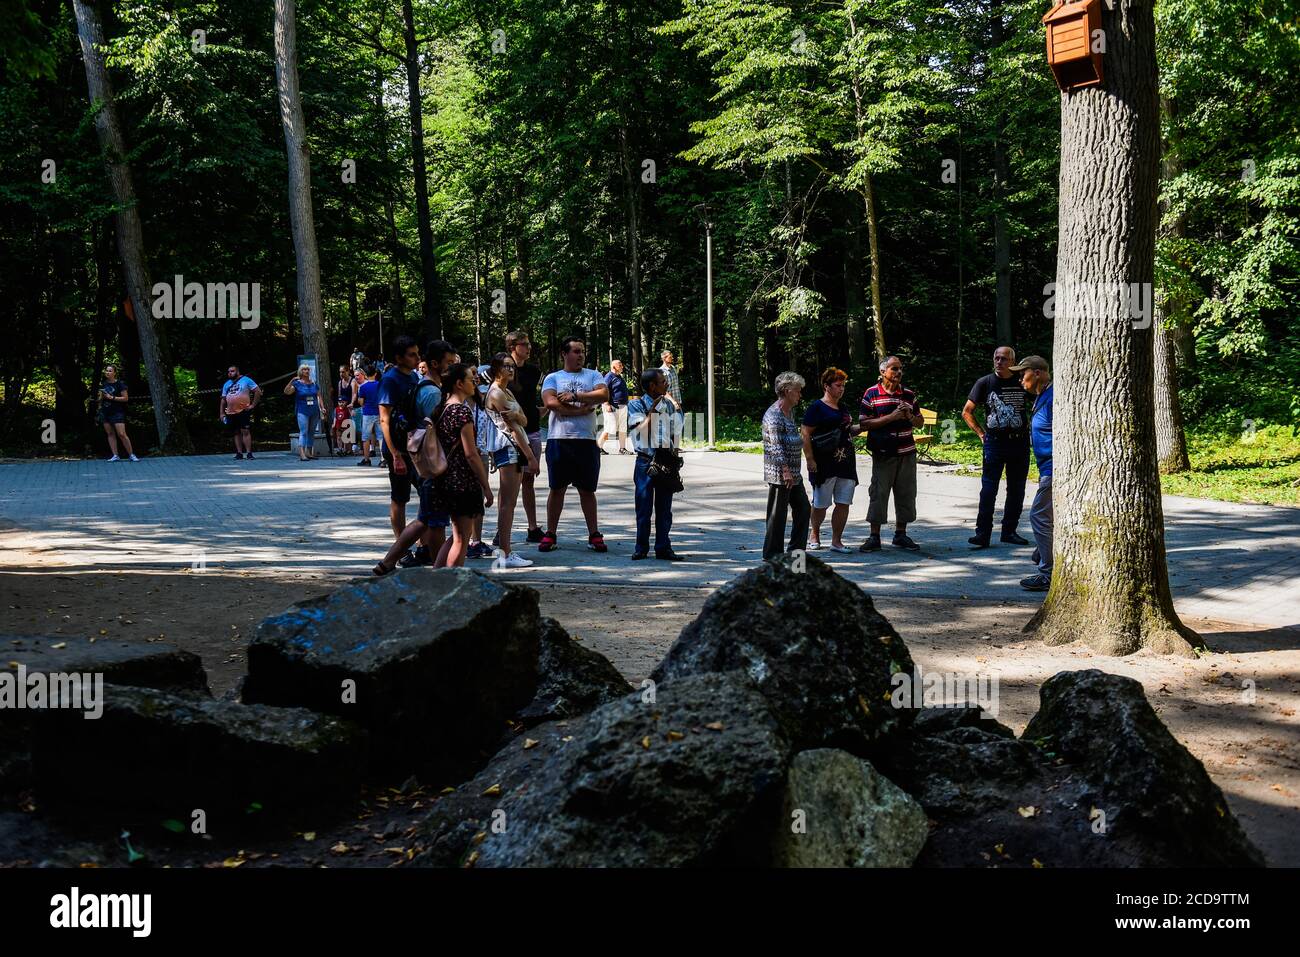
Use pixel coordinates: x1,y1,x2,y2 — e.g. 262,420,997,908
431,363,494,568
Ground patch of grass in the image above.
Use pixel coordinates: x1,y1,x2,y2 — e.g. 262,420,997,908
1165,424,1300,505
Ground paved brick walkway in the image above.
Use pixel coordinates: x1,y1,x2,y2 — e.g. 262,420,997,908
2,450,1297,629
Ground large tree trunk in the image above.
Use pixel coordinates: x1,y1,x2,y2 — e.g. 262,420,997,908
842,196,868,371
845,10,887,360
738,305,760,388
618,125,645,371
374,66,405,333
49,232,86,435
991,6,1012,345
72,0,191,451
1027,0,1198,656
515,180,531,330
1153,313,1190,472
863,177,886,359
402,0,442,343
1154,96,1191,472
91,221,110,429
274,0,331,410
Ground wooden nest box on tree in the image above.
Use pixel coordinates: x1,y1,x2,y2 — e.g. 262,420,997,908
1042,0,1104,91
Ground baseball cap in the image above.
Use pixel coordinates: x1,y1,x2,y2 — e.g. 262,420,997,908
1009,356,1049,372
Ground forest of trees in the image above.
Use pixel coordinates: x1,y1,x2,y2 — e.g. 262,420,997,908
0,0,1296,455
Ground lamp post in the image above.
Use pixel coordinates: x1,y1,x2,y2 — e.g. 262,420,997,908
695,203,717,450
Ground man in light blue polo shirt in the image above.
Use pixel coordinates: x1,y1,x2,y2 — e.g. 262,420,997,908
1013,356,1053,591
627,367,684,561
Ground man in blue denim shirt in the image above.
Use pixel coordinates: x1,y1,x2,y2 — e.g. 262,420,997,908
1012,356,1053,591
627,368,684,561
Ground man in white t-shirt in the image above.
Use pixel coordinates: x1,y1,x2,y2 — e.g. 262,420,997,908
538,337,610,553
220,365,262,460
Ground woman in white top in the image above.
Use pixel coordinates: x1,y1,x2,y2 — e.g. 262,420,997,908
486,353,541,567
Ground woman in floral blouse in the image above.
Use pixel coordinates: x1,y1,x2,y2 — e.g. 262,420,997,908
761,371,810,560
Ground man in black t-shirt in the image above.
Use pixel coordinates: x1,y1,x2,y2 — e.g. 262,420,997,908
961,345,1032,548
505,330,545,543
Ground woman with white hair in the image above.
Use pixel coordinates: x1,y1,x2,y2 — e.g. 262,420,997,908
761,371,811,560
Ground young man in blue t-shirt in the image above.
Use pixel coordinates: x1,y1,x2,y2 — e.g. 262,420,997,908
354,369,381,465
1012,356,1053,591
220,365,262,460
378,336,422,540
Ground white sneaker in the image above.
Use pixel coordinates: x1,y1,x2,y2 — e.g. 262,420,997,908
501,552,533,569
107,455,120,462
128,454,139,462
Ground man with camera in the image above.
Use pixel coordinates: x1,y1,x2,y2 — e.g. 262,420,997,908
859,355,924,552
627,367,684,561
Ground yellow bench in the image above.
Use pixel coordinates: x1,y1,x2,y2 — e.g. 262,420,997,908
913,407,940,461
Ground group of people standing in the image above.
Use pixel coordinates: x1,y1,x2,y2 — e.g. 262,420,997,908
368,332,687,573
762,346,1054,592
96,338,1055,590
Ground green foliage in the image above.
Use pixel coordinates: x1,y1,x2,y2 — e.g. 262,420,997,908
0,0,1294,497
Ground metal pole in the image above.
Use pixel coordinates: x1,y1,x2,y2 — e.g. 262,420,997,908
378,305,384,361
705,219,716,449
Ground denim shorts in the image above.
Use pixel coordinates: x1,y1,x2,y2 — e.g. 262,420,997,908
493,444,521,471
417,478,449,527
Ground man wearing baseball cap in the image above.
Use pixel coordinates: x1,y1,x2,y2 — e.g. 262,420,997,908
1010,355,1053,591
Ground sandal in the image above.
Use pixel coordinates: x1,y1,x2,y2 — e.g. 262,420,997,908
373,559,395,576
587,532,608,553
538,533,558,553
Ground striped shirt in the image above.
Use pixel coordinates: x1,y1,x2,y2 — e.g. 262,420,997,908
659,364,682,408
761,401,804,485
861,383,918,457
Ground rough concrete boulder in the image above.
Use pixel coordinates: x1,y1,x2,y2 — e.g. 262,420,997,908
2,636,210,794
772,749,929,868
873,682,1265,867
1022,670,1264,867
514,617,631,727
871,704,1104,867
33,685,366,830
651,554,913,752
431,673,793,867
415,718,579,867
1,636,209,694
872,705,1039,822
242,569,541,779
